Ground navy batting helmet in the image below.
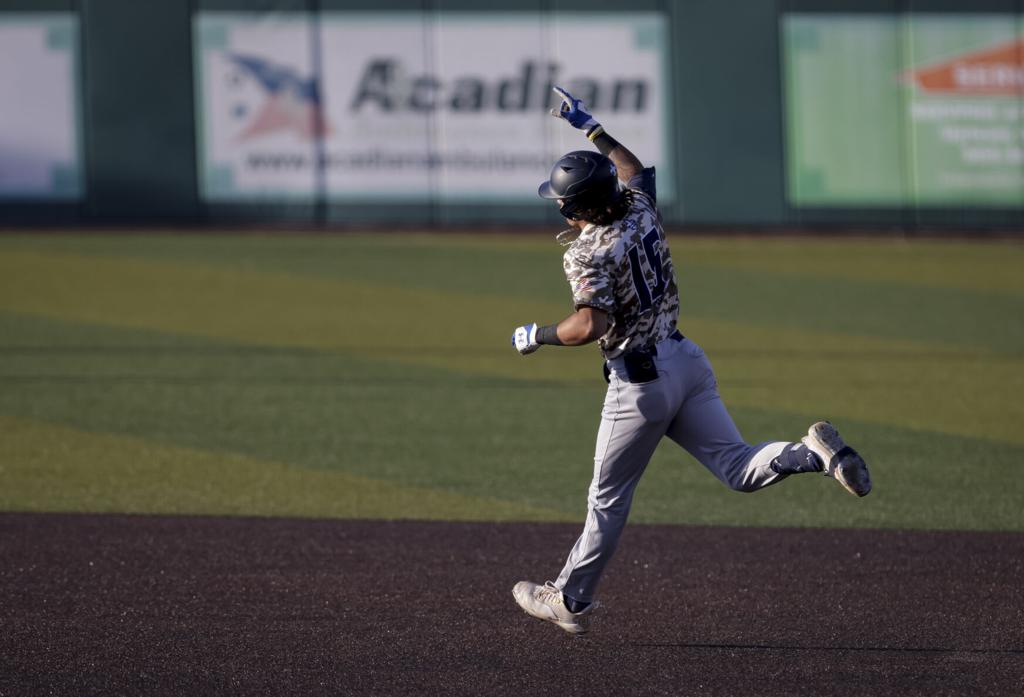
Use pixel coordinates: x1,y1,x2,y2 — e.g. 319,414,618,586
538,151,620,220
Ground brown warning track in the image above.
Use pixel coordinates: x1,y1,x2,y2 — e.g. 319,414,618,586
2,513,1022,696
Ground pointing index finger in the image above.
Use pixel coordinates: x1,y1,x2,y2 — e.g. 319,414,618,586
552,86,573,105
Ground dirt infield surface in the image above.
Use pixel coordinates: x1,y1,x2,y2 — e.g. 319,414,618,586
2,513,1022,696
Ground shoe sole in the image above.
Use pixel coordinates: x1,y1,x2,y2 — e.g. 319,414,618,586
804,422,872,498
832,449,872,497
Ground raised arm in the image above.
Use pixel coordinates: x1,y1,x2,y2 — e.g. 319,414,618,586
550,86,643,183
592,133,643,185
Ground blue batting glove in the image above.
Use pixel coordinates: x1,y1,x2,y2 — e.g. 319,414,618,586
550,86,601,135
511,323,541,355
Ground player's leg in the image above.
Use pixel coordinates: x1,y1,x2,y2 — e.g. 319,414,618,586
513,373,674,633
664,340,820,492
553,373,676,606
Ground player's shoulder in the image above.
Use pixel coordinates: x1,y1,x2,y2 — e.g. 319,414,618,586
567,223,622,265
629,188,657,212
620,184,658,223
620,195,658,240
622,190,663,242
626,167,658,205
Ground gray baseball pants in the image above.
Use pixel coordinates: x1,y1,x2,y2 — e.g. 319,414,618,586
555,335,792,604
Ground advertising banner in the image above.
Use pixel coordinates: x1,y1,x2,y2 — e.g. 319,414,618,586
0,14,82,200
783,14,1024,207
194,12,672,203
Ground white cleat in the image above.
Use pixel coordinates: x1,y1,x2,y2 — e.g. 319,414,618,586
512,581,597,636
802,421,872,497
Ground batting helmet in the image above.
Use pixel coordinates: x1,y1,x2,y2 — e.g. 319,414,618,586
538,150,620,220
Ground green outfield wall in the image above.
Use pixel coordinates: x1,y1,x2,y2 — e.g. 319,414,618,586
1,0,1022,229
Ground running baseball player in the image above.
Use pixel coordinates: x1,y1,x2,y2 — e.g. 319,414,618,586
510,87,872,636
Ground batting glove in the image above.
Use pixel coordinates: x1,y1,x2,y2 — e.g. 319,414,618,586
511,323,541,355
550,86,603,140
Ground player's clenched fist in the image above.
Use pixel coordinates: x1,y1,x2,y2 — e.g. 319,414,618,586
511,323,541,355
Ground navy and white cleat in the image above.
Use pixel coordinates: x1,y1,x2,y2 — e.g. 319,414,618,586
802,421,872,497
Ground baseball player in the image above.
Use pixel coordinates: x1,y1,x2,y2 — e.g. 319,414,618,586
510,87,872,636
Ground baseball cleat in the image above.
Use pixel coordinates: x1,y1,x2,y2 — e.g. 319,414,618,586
512,581,597,635
802,421,872,497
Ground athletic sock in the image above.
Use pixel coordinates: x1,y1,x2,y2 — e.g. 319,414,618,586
769,443,823,474
563,594,590,614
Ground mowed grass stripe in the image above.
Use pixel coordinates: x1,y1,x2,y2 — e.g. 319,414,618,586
0,247,945,378
5,233,1022,296
681,267,1024,355
676,237,1024,295
0,415,567,521
1,250,1021,445
5,237,1021,354
0,247,557,366
697,322,1024,447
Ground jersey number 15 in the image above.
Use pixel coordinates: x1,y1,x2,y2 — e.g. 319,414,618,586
626,229,667,312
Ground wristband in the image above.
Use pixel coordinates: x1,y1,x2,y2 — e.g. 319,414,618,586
585,124,605,141
591,131,620,156
535,323,564,346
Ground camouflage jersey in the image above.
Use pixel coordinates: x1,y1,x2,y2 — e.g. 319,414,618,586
562,168,680,360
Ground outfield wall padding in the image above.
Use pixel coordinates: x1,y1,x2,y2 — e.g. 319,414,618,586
0,0,1021,229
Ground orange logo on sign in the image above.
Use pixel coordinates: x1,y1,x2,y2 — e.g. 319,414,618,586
903,38,1024,94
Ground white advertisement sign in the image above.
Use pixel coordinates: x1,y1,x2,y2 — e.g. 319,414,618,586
0,14,81,200
194,12,672,203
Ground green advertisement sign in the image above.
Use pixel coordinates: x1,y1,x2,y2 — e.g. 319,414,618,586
784,14,1024,207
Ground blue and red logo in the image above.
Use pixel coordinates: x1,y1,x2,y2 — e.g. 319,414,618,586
227,54,331,141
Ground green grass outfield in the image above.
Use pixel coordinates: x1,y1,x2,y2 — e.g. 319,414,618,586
1,232,1022,531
